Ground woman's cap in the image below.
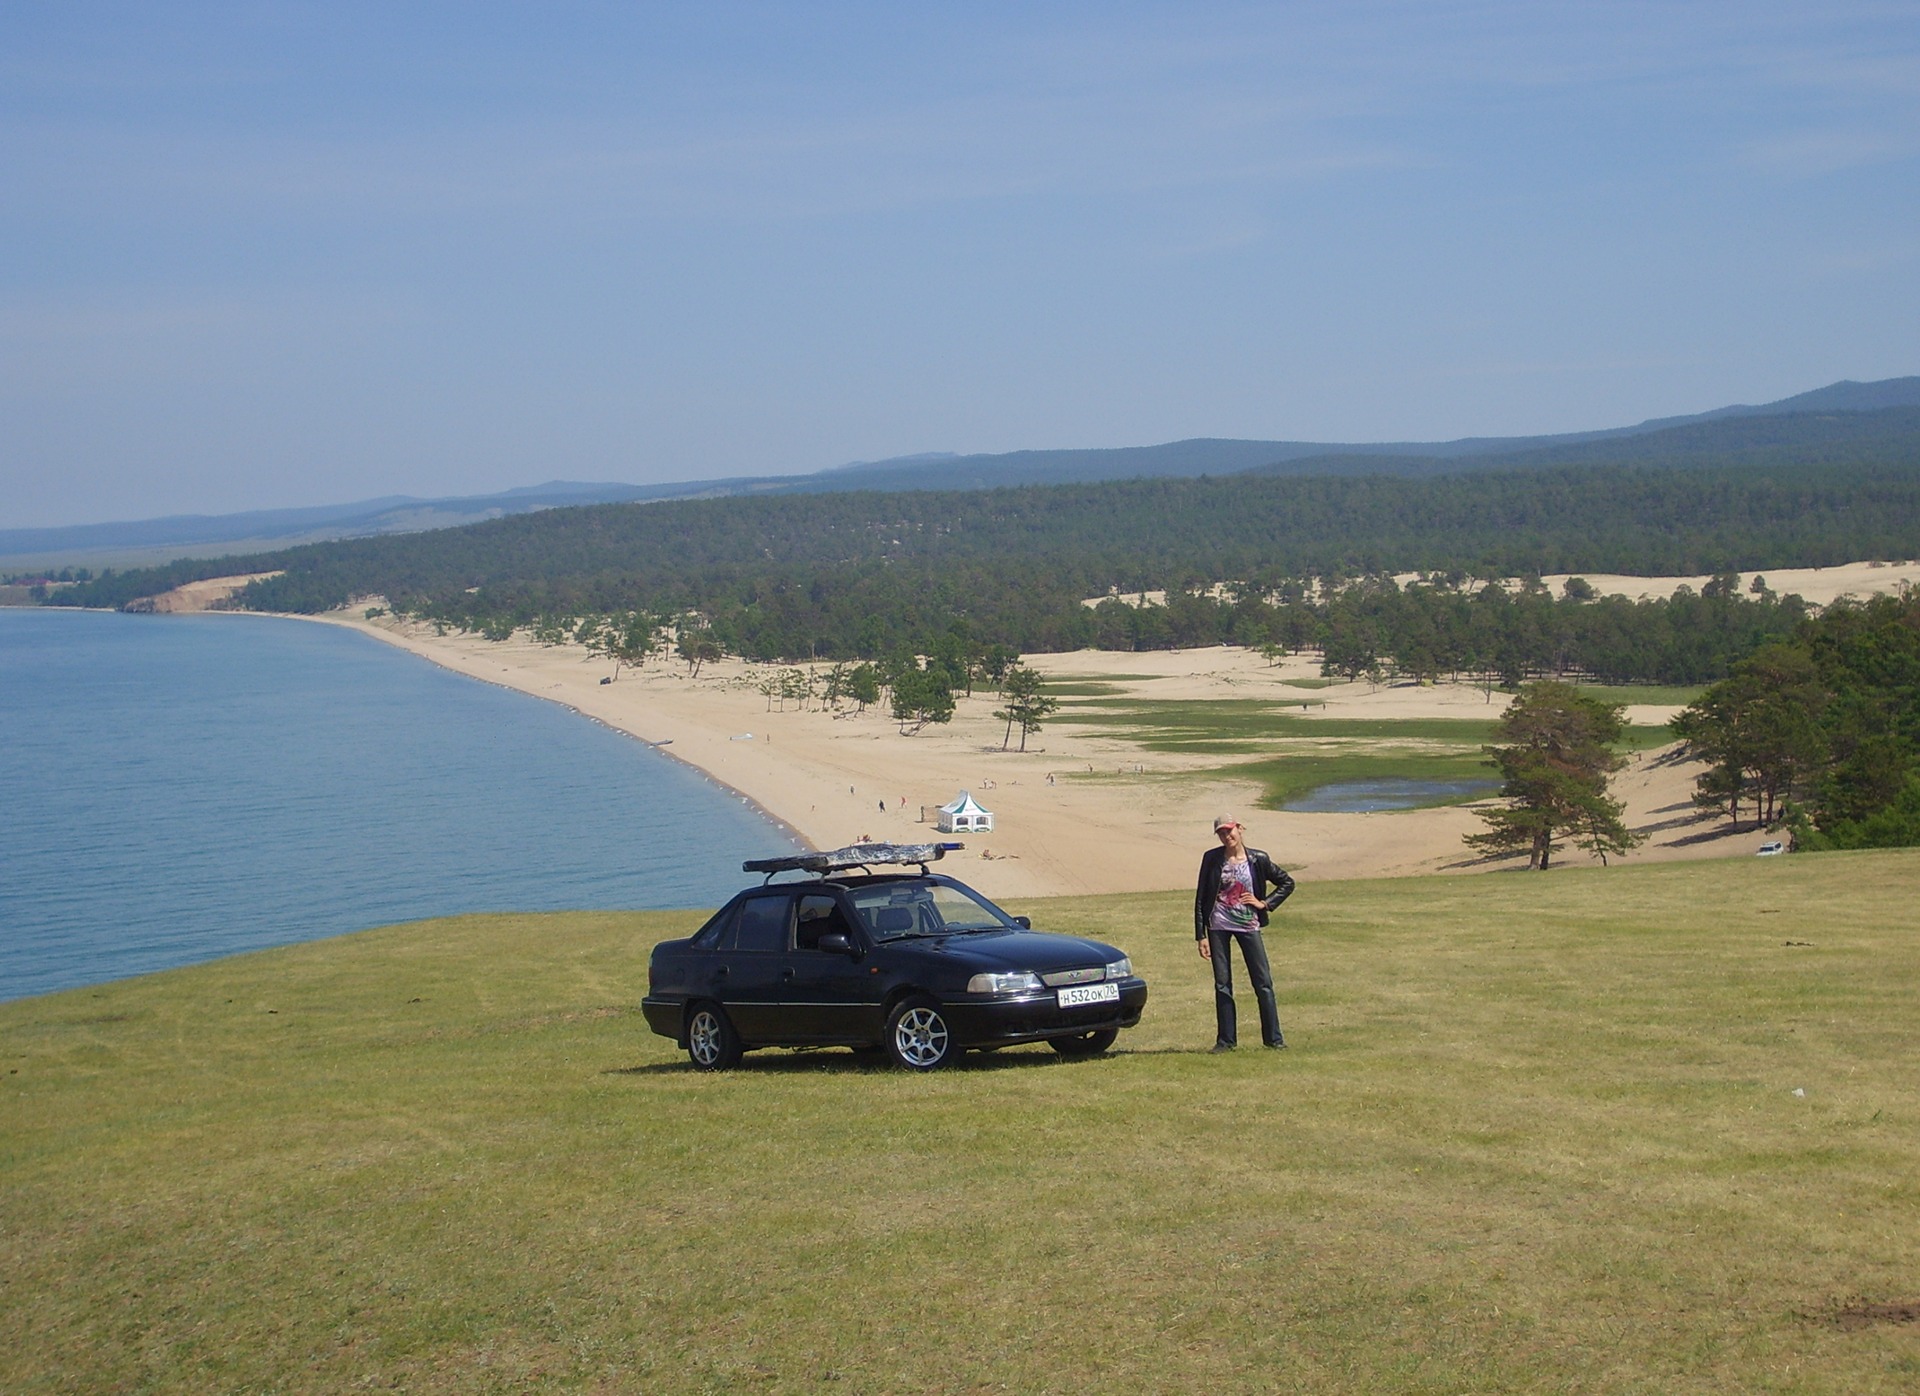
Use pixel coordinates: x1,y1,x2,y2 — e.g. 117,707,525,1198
1213,814,1239,831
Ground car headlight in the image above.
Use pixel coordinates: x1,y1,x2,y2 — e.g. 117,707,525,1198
967,971,1044,994
1104,957,1133,980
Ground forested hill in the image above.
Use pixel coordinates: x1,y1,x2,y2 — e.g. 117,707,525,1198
1252,406,1920,481
51,427,1920,672
794,395,1920,492
0,478,716,560
13,382,1920,568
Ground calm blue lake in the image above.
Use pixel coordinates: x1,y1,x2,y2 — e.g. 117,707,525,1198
0,608,798,1002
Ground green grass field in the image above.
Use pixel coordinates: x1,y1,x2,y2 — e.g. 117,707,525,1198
1058,697,1501,750
6,852,1918,1393
1037,674,1170,697
1058,698,1503,810
1577,683,1709,708
1057,694,1683,810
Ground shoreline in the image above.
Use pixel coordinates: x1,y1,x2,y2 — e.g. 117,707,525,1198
278,608,1778,901
45,555,1908,900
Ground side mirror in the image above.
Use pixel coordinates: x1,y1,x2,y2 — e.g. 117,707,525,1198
1013,916,1031,930
817,932,857,955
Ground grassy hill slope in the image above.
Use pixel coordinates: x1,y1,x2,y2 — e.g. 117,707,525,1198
5,853,1918,1393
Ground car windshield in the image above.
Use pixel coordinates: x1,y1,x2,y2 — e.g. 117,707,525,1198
846,878,1016,941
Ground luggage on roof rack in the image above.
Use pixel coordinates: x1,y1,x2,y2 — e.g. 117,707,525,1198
743,842,963,878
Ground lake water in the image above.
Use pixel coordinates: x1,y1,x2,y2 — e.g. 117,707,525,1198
1288,778,1499,814
0,608,799,1002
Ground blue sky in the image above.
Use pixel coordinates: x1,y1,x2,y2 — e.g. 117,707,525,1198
4,2,1917,526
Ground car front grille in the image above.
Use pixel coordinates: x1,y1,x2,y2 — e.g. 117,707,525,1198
1040,966,1105,987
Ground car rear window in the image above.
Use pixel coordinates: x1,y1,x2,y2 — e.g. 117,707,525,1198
733,894,791,953
690,903,737,949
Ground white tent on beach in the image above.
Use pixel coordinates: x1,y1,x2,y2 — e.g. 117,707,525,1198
935,791,994,834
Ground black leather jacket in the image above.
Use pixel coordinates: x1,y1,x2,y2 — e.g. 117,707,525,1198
1194,845,1295,940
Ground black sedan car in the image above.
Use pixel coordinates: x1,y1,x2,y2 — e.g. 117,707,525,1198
642,843,1147,1070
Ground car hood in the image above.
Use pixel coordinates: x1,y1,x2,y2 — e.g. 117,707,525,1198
913,929,1123,973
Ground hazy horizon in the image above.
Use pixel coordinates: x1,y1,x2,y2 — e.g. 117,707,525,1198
6,2,1918,528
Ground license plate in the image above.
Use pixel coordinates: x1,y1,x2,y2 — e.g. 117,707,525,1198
1057,982,1120,1008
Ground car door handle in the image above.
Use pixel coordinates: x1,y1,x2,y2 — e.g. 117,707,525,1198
712,966,729,979
780,969,795,983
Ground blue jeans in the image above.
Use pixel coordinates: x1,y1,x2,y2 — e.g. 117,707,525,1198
1209,926,1283,1047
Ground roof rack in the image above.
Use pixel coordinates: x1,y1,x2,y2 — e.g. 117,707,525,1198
744,841,963,880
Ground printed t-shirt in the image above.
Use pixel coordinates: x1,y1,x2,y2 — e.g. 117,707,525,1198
1211,856,1261,934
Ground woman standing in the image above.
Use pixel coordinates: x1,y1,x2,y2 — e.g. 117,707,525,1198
1194,814,1296,1051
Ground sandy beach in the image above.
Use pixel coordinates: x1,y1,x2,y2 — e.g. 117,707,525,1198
129,557,1908,900
286,622,1743,902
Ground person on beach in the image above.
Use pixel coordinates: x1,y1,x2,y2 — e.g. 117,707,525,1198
1194,814,1295,1051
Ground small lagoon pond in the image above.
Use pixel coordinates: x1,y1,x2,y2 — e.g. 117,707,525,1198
1287,778,1498,814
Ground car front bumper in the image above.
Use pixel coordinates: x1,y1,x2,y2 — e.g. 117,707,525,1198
942,979,1148,1047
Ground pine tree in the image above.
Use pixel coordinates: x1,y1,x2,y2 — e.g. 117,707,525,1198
890,665,955,734
1466,681,1642,869
993,664,1059,752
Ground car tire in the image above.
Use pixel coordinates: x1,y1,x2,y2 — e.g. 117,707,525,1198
885,996,957,1070
686,1002,742,1071
1048,1028,1118,1057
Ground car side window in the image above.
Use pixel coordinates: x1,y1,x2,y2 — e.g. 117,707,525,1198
794,894,854,950
732,894,791,953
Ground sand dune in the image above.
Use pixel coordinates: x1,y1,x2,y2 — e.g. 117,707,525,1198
1537,559,1920,606
129,571,284,613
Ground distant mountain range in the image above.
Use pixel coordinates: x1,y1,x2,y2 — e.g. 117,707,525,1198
0,479,725,570
806,376,1920,492
6,376,1917,568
